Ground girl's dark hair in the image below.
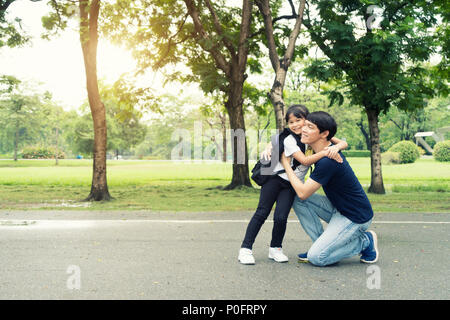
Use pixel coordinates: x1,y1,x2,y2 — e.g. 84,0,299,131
306,111,337,141
285,104,309,123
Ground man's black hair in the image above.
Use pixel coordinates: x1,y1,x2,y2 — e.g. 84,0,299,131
306,111,337,141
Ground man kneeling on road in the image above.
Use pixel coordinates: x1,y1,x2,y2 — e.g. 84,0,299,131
280,111,379,266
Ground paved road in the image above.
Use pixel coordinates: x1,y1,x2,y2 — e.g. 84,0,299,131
0,210,449,300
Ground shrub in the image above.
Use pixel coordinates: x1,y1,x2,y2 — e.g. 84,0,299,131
434,140,450,162
141,155,164,160
22,145,65,159
381,151,401,165
388,141,420,164
417,145,426,156
341,150,371,157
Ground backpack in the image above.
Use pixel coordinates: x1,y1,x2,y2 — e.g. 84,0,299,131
251,128,303,186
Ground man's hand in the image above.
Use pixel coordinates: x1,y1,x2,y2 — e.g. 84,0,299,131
324,145,343,163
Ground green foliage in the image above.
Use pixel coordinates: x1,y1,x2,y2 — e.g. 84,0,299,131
101,0,262,98
284,78,370,151
40,0,78,40
381,151,401,165
388,141,420,164
66,113,94,156
0,90,45,155
243,82,268,115
22,145,65,159
0,76,80,161
0,75,20,92
303,0,446,114
304,59,342,83
341,150,370,158
1,0,29,47
433,140,450,162
67,100,147,157
299,1,447,192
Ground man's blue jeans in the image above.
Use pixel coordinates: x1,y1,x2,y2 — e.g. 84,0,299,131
292,194,372,266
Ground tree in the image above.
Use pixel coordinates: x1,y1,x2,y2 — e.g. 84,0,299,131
78,0,111,200
42,0,111,200
0,77,47,160
103,0,256,189
302,0,448,193
256,0,307,130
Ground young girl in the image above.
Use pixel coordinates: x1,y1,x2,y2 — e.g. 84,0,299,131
238,105,348,264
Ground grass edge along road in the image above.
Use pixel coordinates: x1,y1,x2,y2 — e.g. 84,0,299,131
0,158,448,213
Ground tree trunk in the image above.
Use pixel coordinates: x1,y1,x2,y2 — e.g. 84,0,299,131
224,81,252,190
270,78,287,130
366,108,385,194
257,0,306,130
80,0,111,201
223,0,253,189
220,112,227,162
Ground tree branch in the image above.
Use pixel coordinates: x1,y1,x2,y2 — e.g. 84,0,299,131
287,0,296,16
204,0,236,58
183,0,231,77
255,0,279,71
153,13,189,70
357,118,371,149
250,13,298,39
389,118,403,130
283,0,306,69
237,0,253,74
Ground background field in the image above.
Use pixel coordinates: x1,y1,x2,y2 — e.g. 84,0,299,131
0,158,448,213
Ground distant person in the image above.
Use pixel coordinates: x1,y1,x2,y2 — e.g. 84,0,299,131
280,111,379,266
238,105,348,265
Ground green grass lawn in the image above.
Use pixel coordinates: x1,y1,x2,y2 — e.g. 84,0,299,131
0,158,448,213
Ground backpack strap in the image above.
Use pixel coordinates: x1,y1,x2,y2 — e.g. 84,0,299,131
270,132,296,175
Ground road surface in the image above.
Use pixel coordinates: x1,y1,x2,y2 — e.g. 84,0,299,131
0,210,449,300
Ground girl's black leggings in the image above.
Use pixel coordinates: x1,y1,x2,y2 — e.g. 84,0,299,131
241,175,296,249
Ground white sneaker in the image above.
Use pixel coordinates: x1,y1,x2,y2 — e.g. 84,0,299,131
238,248,255,265
268,247,289,263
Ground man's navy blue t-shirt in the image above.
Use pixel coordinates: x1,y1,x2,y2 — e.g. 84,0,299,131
309,152,373,224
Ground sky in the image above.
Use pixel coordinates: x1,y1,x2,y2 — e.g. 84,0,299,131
0,0,208,114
